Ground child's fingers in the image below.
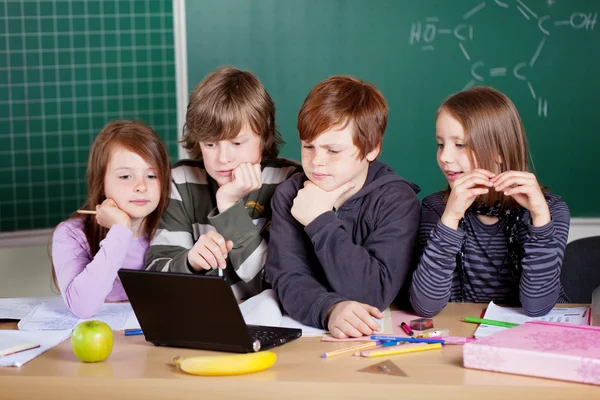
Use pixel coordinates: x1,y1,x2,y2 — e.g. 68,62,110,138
494,176,536,191
455,176,493,191
346,314,375,337
204,240,227,268
355,307,382,332
253,164,262,185
366,305,384,319
335,319,363,338
493,171,535,185
197,245,222,269
188,252,211,271
503,186,532,197
330,327,348,339
206,231,229,256
454,171,493,186
455,170,494,186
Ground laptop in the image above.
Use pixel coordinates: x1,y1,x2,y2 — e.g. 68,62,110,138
118,269,302,353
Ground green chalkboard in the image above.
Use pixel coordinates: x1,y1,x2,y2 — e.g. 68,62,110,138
186,0,599,217
0,0,178,232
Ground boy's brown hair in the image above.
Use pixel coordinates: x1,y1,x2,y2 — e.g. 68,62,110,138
439,86,531,209
181,66,283,160
297,75,388,159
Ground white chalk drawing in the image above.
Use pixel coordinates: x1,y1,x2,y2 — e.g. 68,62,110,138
409,1,597,118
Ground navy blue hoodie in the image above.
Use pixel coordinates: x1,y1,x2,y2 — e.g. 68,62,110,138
265,161,420,329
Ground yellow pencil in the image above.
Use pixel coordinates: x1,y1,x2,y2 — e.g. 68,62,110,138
77,210,97,215
321,341,379,358
360,343,442,358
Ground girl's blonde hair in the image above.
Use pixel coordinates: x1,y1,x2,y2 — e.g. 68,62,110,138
439,86,531,209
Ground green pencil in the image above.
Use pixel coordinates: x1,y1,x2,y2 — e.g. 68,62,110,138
462,316,520,328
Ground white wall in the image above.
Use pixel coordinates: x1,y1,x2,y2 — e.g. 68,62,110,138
0,244,57,298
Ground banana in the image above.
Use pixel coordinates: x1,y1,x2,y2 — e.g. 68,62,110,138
173,351,277,376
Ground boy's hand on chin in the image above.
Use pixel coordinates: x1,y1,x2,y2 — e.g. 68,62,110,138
216,163,262,212
291,181,355,226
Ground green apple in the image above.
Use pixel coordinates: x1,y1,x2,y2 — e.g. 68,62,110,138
71,320,114,363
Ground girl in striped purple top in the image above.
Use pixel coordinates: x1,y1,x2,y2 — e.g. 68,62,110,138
410,86,570,318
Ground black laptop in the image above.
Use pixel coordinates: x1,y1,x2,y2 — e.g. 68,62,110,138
118,270,302,353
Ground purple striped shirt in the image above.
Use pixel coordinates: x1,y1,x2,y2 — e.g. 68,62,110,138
409,192,570,318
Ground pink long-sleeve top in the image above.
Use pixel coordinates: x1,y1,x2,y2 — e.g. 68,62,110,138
52,218,149,318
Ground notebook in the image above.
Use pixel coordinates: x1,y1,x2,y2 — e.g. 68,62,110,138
473,301,590,338
118,269,302,353
464,321,600,385
0,336,39,357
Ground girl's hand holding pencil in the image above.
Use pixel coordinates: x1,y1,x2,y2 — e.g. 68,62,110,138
78,199,131,230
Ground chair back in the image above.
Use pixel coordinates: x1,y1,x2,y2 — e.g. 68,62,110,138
561,236,600,303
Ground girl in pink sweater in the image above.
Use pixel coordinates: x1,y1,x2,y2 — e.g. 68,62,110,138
52,121,170,318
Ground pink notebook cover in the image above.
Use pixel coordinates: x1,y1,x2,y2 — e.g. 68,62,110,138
463,321,600,385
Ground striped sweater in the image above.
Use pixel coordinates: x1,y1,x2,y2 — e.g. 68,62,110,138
409,191,570,318
145,158,300,300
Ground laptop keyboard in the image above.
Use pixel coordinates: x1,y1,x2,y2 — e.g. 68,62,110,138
247,327,285,344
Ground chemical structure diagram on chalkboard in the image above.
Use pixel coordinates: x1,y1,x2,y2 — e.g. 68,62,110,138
408,0,597,118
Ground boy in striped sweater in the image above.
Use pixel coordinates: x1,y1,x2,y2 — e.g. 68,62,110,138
145,66,300,300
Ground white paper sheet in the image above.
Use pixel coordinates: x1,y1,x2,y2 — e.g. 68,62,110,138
238,288,283,327
473,301,590,338
0,330,72,367
0,296,61,320
238,289,387,337
17,301,139,331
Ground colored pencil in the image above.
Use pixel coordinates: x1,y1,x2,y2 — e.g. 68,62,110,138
321,341,379,358
462,316,519,328
370,335,445,344
361,343,442,358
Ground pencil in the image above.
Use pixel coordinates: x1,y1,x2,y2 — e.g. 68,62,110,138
124,329,143,336
77,210,97,215
370,335,445,344
321,341,379,358
361,343,442,358
462,316,519,328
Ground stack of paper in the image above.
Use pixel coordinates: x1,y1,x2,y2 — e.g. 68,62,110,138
18,301,140,331
0,330,72,367
0,336,39,357
473,301,589,338
0,296,61,320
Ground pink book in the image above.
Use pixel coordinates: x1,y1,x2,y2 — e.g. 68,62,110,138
463,321,600,385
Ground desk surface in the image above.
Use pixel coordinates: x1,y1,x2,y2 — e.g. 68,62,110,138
1,302,598,399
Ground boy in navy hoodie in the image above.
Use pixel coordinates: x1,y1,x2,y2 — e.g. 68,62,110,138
265,76,420,339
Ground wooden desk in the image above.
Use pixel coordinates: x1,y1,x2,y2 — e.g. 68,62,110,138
1,303,598,399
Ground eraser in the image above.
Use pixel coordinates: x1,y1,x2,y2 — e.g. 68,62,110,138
409,318,434,331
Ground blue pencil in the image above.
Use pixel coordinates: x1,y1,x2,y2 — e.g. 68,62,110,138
370,335,445,345
124,329,143,336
